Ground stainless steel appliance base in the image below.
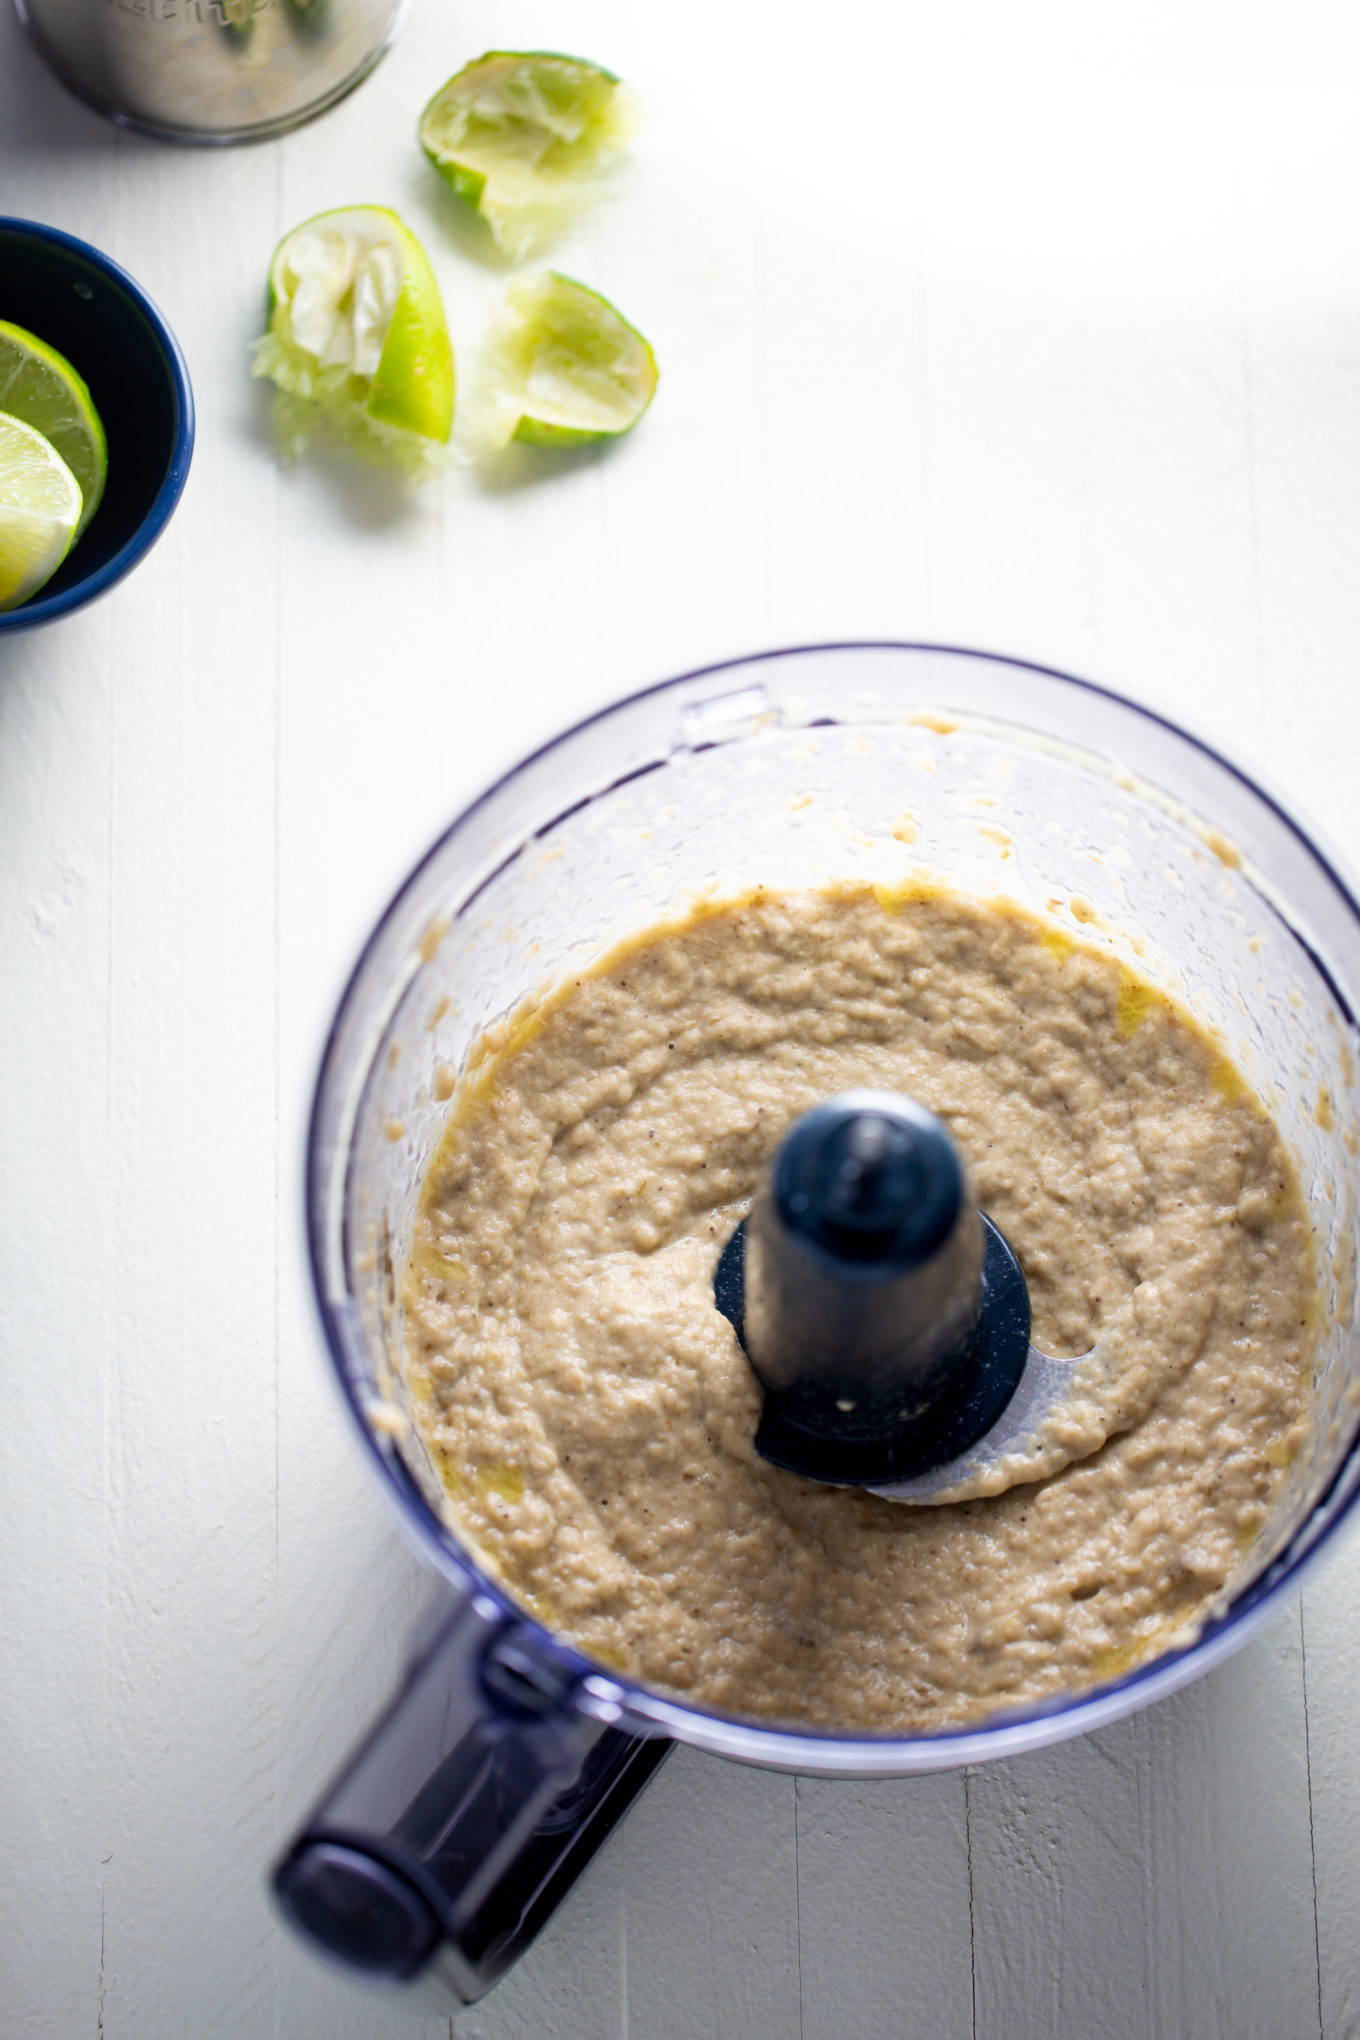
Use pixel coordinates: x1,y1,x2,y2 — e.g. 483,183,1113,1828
12,0,409,146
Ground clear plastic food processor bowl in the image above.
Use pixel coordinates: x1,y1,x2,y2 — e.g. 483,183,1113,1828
293,646,1360,1998
311,641,1360,1765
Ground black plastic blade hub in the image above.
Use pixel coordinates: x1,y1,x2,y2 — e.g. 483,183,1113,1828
714,1212,1031,1486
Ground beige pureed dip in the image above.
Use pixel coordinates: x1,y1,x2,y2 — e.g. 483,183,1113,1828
401,882,1316,1733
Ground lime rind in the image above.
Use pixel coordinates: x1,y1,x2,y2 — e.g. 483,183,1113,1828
253,205,454,476
0,320,108,539
0,409,84,612
475,272,657,451
368,243,455,441
251,333,446,474
420,52,635,261
441,161,488,212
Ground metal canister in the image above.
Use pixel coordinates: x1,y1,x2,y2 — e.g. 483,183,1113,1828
13,0,408,144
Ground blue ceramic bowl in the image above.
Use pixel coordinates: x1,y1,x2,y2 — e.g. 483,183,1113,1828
0,217,194,631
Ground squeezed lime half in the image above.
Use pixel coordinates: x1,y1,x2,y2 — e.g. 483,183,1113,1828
477,272,658,450
420,52,635,261
0,410,84,611
0,322,107,538
252,205,455,472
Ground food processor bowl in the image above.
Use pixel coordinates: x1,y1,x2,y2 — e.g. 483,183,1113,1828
283,644,1360,2004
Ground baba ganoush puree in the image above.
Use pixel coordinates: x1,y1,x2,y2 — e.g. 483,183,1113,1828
402,882,1316,1732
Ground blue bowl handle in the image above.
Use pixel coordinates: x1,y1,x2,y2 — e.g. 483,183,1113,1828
272,1589,670,2003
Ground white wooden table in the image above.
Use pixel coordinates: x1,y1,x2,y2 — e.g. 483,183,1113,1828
4,3,1360,2034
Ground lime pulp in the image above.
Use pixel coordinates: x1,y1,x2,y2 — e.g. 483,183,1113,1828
0,321,107,539
477,271,658,449
420,53,634,261
253,205,455,471
0,409,85,612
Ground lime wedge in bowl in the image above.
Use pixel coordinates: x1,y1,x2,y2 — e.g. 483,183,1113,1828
420,53,635,260
0,322,107,538
477,272,657,449
252,206,455,473
0,410,84,612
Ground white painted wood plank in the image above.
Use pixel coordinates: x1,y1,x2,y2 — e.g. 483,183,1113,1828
1233,154,1360,2040
1303,1535,1360,2040
968,1621,1320,2040
454,1815,626,2040
1138,1617,1320,2040
968,1717,1151,2040
89,127,283,2040
1241,260,1360,896
1,23,138,2040
796,1774,973,2040
266,138,469,2040
623,1748,801,2040
1081,301,1264,758
0,513,115,2040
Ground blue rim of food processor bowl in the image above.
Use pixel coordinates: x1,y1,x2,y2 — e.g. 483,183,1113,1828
0,217,195,632
307,642,1360,1776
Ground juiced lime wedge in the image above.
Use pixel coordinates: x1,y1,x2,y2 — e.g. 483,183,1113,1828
252,206,455,472
478,272,657,449
420,52,635,261
0,410,84,612
0,321,107,538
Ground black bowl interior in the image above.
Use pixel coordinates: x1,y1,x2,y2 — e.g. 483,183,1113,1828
0,224,184,599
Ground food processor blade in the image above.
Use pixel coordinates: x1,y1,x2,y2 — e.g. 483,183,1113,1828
715,1090,1085,1499
868,1343,1089,1502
